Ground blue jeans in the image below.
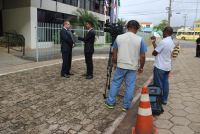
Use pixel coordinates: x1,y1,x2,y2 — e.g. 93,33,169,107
154,67,170,102
107,67,137,108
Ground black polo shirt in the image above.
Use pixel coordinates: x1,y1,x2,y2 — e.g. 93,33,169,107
196,38,200,44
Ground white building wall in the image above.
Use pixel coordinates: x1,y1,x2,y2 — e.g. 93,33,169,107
30,7,37,49
2,0,110,49
2,7,32,48
31,0,110,21
141,23,153,28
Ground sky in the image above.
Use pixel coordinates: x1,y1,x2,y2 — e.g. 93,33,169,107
118,0,200,27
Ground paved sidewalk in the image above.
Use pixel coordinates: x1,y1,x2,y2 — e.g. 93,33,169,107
153,48,200,134
0,51,32,68
0,52,155,134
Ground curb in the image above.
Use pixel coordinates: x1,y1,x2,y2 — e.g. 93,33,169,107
0,56,109,76
103,74,154,134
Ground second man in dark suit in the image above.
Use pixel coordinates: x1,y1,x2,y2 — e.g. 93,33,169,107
75,21,95,79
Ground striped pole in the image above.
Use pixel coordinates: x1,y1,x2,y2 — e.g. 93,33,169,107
132,87,158,134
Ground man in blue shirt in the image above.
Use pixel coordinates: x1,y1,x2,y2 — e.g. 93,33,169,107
104,20,147,111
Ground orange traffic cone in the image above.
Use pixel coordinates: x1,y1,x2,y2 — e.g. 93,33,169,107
169,73,172,77
131,87,158,134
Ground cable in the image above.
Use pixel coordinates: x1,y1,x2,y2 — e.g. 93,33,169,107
172,0,182,8
119,8,200,15
119,12,167,17
120,0,161,7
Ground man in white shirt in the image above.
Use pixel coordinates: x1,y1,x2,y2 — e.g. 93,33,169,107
151,26,174,105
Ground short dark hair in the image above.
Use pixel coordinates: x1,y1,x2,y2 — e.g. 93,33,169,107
87,21,93,27
63,20,69,26
127,20,140,30
164,26,173,36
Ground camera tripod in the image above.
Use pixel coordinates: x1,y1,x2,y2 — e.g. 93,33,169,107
103,38,124,99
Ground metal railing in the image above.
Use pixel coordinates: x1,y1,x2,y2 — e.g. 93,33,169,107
36,22,111,62
0,31,25,56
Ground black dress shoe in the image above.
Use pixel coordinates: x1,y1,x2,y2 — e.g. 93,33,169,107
82,73,89,76
86,75,93,79
67,72,74,75
61,74,69,78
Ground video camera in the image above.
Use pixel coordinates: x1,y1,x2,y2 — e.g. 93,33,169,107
104,19,126,42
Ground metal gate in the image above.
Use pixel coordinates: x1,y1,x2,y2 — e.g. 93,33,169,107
36,22,108,62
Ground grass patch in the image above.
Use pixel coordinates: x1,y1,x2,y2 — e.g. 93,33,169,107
75,44,105,47
185,39,196,41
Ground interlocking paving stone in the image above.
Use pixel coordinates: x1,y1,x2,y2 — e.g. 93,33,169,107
181,96,197,102
194,95,200,100
180,93,194,97
169,98,183,103
170,126,194,134
156,129,173,134
186,114,200,122
154,120,173,129
169,103,185,109
154,112,173,120
183,102,199,108
184,107,200,114
189,122,200,132
169,109,188,117
178,89,191,93
162,105,172,112
0,57,155,134
170,117,191,126
152,48,200,134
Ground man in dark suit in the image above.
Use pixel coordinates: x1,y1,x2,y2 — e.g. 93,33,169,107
60,20,75,78
75,21,95,79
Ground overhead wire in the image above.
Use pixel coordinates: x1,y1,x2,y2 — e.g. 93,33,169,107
120,0,161,7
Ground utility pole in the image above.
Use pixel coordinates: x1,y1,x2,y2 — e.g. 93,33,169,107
193,0,198,39
183,14,188,31
168,0,172,26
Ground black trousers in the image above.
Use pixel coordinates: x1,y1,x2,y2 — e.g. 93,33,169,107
196,45,200,56
61,52,72,74
84,52,93,75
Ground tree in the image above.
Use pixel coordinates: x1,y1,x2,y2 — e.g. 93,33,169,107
153,19,168,31
118,18,127,25
68,8,101,28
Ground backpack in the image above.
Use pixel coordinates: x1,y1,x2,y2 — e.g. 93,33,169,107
148,85,164,115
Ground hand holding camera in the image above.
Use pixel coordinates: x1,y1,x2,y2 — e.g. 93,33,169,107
151,36,156,43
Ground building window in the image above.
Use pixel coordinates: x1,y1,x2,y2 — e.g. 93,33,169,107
146,25,150,28
53,0,78,7
80,0,85,9
71,0,78,6
65,0,70,4
0,11,3,36
38,9,47,23
38,9,72,24
57,0,64,2
90,0,95,11
55,12,64,24
99,0,104,14
47,11,55,23
85,0,90,10
95,0,100,13
106,7,110,16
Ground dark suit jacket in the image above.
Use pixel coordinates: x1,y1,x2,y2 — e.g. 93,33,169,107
60,28,75,52
78,29,95,53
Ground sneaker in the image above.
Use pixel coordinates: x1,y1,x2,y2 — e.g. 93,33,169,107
162,100,167,105
122,108,129,111
104,101,113,109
